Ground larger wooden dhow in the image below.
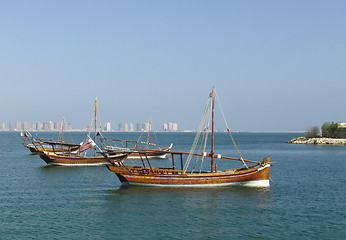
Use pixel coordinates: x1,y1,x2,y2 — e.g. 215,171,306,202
107,87,272,187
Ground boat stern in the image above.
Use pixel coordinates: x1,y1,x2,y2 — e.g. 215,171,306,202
259,156,271,181
263,156,271,164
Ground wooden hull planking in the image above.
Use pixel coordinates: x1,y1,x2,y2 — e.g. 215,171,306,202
25,145,39,153
38,151,128,166
24,144,80,154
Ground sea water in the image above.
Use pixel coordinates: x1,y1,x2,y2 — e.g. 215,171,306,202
0,132,345,239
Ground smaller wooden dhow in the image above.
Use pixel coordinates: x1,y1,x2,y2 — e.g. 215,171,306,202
100,118,172,159
35,98,128,166
37,144,128,166
100,124,173,160
26,140,81,154
107,87,272,187
21,129,81,154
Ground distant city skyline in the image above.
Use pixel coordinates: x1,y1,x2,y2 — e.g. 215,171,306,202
0,120,179,132
0,121,72,132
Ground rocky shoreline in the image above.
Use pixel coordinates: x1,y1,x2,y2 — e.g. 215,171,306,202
287,137,346,146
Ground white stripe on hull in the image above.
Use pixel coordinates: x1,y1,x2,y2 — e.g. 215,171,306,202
126,154,168,160
123,179,270,187
48,162,110,166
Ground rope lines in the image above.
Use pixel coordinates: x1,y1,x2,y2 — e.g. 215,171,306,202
184,95,212,171
215,90,248,168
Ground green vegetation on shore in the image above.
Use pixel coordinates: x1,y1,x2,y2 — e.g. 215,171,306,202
305,122,346,138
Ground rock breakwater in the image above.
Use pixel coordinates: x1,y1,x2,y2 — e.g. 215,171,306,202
287,137,346,146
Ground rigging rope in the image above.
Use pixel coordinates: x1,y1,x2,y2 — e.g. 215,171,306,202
199,107,212,173
153,131,160,149
199,125,209,173
191,127,207,173
136,130,145,149
215,90,248,168
184,96,212,171
85,102,95,143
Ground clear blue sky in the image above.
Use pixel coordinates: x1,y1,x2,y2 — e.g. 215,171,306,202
1,0,345,131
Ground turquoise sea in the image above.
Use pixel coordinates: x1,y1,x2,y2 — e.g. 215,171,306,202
0,132,345,239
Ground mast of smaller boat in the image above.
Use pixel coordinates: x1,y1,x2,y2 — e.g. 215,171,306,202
146,117,151,149
61,117,64,143
210,87,215,173
94,97,97,157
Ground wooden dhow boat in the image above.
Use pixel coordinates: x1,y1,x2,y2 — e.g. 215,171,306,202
22,119,81,154
26,140,81,154
101,139,173,159
38,148,128,166
107,87,272,187
36,98,128,166
100,119,173,159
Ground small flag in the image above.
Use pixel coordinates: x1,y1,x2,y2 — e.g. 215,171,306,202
21,132,28,139
80,138,96,152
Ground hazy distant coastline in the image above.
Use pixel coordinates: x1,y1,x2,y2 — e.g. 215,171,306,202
1,130,305,133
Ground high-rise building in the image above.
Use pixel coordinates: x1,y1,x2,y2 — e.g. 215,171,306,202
168,122,178,132
0,122,5,131
9,123,14,131
118,123,124,132
124,123,129,132
43,122,49,131
36,121,43,131
104,122,111,131
163,123,168,131
144,122,151,132
136,123,141,131
15,121,22,131
172,122,178,131
168,122,173,131
129,123,134,132
22,122,30,131
49,121,54,131
54,122,61,131
65,123,72,131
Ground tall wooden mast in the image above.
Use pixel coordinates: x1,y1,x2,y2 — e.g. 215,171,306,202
61,117,64,143
94,97,97,157
210,87,215,172
146,117,151,149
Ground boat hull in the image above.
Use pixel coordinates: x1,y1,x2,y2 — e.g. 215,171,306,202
125,152,168,160
38,151,128,166
107,162,270,187
122,179,270,187
25,145,39,153
24,144,80,154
